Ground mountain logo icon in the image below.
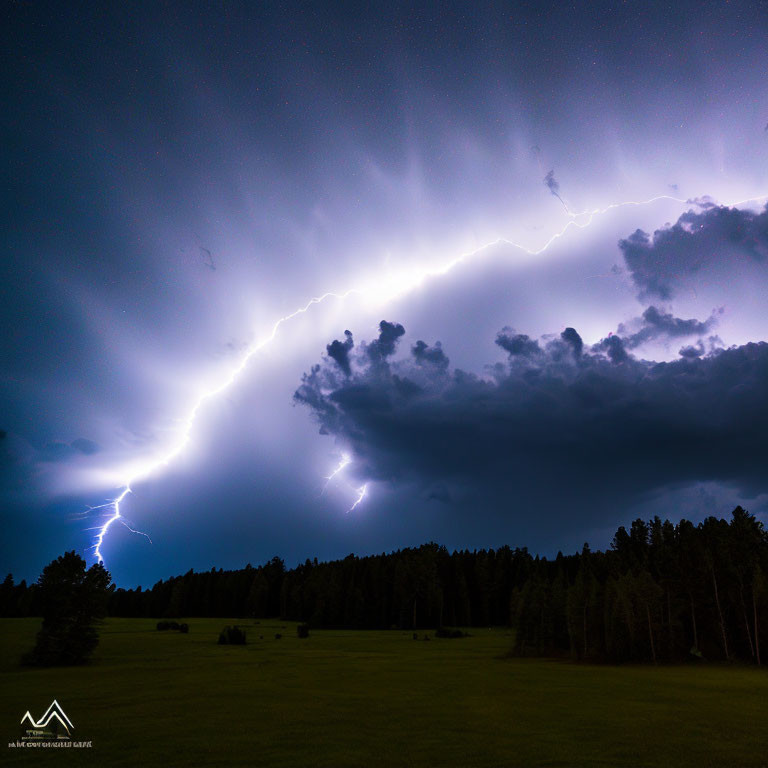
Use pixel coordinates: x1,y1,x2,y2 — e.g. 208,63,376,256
20,700,74,740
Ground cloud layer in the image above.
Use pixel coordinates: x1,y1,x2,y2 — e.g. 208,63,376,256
296,316,768,532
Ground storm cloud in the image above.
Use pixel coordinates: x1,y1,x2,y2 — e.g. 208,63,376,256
615,305,720,349
5,0,768,583
620,204,768,299
296,320,768,527
543,170,566,207
327,330,354,376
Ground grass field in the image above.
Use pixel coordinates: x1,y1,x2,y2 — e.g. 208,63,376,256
1,618,766,767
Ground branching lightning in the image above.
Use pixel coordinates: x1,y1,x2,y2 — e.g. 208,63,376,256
90,189,768,562
93,486,134,561
86,498,151,543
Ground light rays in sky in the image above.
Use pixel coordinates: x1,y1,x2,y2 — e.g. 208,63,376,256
90,188,768,564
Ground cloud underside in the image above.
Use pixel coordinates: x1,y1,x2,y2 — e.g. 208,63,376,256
296,316,768,523
621,203,768,299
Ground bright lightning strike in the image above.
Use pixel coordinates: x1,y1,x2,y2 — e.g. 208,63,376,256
90,189,768,562
347,484,367,513
93,486,134,562
322,453,367,510
322,453,352,494
86,499,152,545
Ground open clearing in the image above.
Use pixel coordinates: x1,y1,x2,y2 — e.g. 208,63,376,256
1,618,766,767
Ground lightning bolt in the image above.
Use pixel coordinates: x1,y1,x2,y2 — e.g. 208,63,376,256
321,453,352,494
92,486,134,561
90,189,768,562
347,484,368,513
86,497,152,544
322,453,368,510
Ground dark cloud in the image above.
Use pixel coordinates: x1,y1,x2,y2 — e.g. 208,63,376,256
594,333,629,364
495,329,541,358
543,170,566,207
296,322,768,532
679,341,705,359
620,204,768,299
560,327,584,357
685,196,718,210
365,320,406,362
326,330,354,376
617,305,720,349
411,340,449,371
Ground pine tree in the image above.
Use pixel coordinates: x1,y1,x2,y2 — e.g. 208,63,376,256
23,552,113,666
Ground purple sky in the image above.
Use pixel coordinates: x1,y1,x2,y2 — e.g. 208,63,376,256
2,1,768,586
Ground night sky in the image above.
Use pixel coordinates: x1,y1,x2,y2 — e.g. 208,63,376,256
3,1,768,586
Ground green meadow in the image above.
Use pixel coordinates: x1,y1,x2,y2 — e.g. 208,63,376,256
1,618,766,767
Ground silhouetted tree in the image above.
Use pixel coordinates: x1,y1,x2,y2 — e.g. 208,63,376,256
23,552,113,666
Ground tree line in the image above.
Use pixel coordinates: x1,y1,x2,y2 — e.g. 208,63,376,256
2,507,766,663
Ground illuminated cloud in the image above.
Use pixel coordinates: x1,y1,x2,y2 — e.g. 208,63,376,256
620,204,768,300
617,306,720,350
297,317,768,532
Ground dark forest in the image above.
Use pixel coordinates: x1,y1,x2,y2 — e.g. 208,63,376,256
3,508,766,664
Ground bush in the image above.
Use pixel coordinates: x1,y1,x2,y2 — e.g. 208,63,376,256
274,633,282,640
218,625,247,645
297,623,310,639
158,620,188,633
435,627,470,639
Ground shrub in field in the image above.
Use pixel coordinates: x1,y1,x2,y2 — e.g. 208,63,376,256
435,627,469,639
158,620,188,633
297,623,310,638
274,633,282,640
218,625,247,645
